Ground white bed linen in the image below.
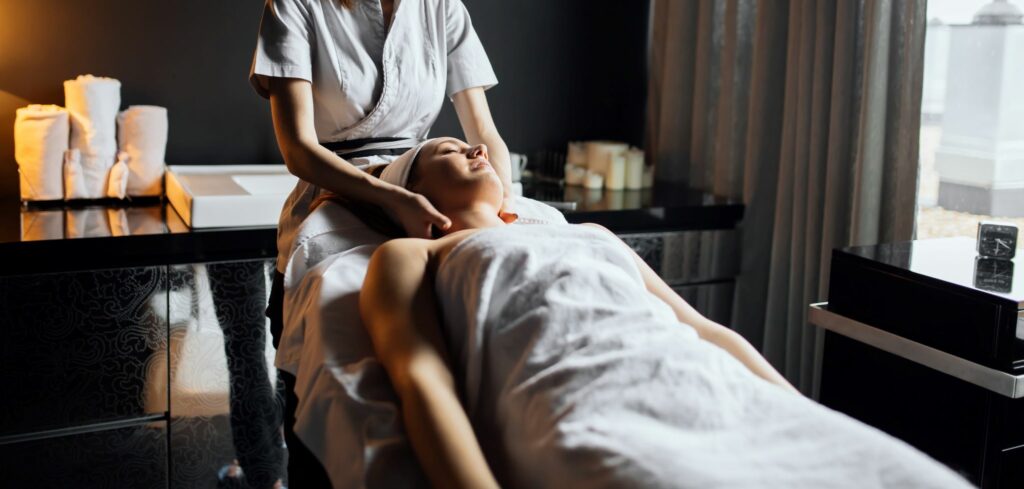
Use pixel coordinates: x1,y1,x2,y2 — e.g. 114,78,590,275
434,223,970,489
280,196,566,488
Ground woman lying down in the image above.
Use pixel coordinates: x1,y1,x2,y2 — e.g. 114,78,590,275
342,137,969,489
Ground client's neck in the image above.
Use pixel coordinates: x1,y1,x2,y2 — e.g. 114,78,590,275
442,202,506,234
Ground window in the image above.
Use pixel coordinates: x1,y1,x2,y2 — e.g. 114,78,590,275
917,0,1024,239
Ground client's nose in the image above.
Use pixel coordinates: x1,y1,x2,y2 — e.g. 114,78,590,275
469,144,489,161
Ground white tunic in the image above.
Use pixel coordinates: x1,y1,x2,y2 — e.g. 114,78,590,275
250,0,498,270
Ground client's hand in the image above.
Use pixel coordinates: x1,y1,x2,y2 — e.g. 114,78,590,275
389,190,452,239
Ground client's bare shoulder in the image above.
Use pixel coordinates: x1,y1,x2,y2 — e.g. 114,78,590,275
370,229,483,272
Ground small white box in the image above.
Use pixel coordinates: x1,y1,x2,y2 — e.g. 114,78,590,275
166,165,297,228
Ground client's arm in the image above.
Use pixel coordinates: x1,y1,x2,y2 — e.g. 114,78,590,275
583,224,799,394
360,240,499,489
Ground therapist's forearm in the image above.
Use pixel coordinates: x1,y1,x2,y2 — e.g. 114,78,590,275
469,131,512,198
279,139,404,207
451,87,514,198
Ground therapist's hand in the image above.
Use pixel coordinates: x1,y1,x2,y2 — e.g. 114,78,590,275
389,190,452,239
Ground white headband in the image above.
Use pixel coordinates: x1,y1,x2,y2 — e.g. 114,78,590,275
378,139,436,189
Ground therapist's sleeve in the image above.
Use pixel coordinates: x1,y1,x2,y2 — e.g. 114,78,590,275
444,0,498,98
249,0,315,99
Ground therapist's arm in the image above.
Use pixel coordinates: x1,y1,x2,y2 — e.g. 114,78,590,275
266,77,451,237
361,239,499,489
581,223,800,394
452,87,513,205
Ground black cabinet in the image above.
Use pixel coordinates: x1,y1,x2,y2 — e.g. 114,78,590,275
815,237,1024,488
0,422,168,489
0,267,167,436
0,260,285,489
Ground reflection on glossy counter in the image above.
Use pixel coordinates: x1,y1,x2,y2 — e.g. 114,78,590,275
3,182,741,276
2,202,278,276
522,179,732,212
841,237,1023,305
17,203,199,242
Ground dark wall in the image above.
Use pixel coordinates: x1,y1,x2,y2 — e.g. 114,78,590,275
0,0,649,201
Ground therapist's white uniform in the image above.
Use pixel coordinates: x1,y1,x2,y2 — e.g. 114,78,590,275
248,2,516,486
249,0,498,273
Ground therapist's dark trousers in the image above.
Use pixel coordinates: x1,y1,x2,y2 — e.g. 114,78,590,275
267,270,333,488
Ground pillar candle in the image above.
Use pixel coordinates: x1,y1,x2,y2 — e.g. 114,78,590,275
584,170,604,189
584,141,628,174
625,148,645,190
605,154,626,190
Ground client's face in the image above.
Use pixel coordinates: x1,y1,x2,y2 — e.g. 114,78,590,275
408,137,503,211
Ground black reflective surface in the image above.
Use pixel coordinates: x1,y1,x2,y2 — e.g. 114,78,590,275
1,181,742,277
523,179,744,232
1,202,277,276
0,422,168,489
839,237,1023,306
0,267,167,436
167,260,286,489
1,259,287,489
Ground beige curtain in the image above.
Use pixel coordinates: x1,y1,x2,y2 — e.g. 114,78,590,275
647,0,926,395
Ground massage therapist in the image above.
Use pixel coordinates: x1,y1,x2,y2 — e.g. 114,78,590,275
249,0,511,340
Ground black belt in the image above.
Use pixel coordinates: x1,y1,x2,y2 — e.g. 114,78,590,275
320,137,415,159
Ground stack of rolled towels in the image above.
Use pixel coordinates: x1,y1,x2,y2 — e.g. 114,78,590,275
564,141,654,190
14,74,168,202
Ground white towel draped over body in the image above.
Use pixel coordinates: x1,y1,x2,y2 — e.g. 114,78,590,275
117,105,168,196
280,196,568,489
14,105,69,201
434,223,971,489
64,75,121,199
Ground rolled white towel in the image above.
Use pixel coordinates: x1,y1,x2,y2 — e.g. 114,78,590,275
14,104,69,201
63,149,89,200
64,74,121,198
117,105,168,196
106,152,130,199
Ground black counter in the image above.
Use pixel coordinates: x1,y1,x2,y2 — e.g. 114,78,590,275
1,202,278,276
0,182,743,277
833,237,1022,308
522,180,744,232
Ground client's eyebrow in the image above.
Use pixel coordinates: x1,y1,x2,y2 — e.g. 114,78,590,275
435,140,460,154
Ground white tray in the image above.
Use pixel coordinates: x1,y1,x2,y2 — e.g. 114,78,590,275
166,165,297,228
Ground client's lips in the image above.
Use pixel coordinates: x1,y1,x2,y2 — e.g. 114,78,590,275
470,159,492,171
